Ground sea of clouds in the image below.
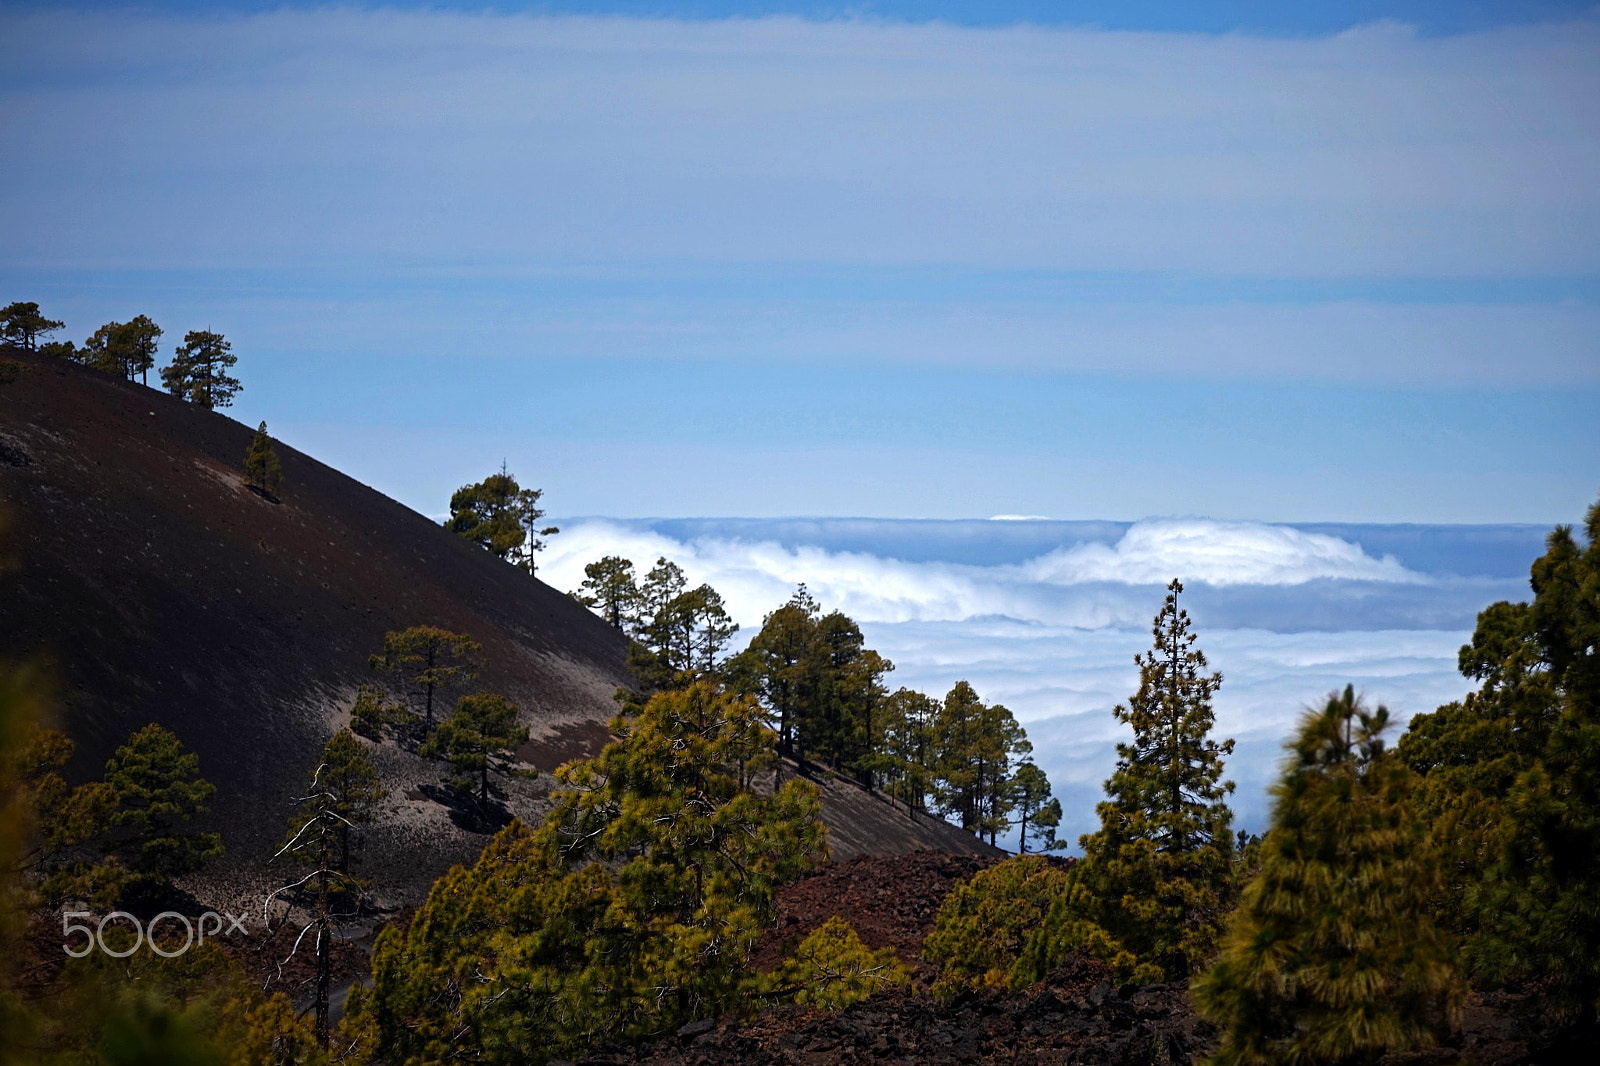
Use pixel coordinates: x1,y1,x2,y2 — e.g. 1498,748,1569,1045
539,516,1545,848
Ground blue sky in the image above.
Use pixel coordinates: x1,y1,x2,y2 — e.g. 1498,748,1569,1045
3,1,1597,522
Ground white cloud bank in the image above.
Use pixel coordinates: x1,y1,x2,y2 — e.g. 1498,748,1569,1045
1021,519,1421,588
539,517,1425,628
539,516,1482,843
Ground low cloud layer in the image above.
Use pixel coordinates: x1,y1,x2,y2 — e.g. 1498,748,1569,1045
540,516,1518,845
1020,519,1422,587
539,517,1430,630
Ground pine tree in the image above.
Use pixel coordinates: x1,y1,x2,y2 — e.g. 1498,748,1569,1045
1194,687,1462,1066
7,722,123,907
242,421,284,498
160,329,240,409
369,625,482,732
81,315,162,383
813,611,892,780
1011,762,1064,853
420,693,530,804
1103,579,1234,857
875,687,938,817
0,301,64,350
646,583,740,678
272,738,387,1051
293,727,388,877
573,555,639,629
925,854,1075,995
1025,579,1237,982
1400,494,1600,1018
444,466,558,573
730,586,823,760
932,681,1030,843
349,681,405,741
101,723,223,885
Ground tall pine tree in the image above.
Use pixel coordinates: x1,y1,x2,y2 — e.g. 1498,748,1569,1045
1027,579,1236,981
369,625,482,733
1194,687,1461,1066
1400,494,1600,1019
160,329,240,409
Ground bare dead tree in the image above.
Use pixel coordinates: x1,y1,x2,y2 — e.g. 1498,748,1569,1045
263,764,366,1051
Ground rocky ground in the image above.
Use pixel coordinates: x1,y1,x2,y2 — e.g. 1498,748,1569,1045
597,956,1211,1066
750,850,1003,986
596,853,1565,1066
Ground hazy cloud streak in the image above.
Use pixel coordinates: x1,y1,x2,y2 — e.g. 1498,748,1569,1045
4,8,1597,279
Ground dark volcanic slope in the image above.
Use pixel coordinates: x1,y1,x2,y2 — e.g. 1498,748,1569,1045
0,348,632,888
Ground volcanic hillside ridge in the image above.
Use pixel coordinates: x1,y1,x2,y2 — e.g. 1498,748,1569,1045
0,347,993,907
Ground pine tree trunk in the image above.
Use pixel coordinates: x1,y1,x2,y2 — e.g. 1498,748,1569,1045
316,868,330,1050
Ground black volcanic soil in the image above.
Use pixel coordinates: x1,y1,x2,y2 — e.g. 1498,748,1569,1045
0,348,633,903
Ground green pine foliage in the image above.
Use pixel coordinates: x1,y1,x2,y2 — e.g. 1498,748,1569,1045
160,330,240,409
724,586,1046,841
82,315,163,383
766,917,909,1010
1194,687,1462,1066
872,686,939,816
1024,580,1237,983
348,682,405,741
13,724,125,908
285,728,388,877
418,693,530,803
1095,578,1233,857
444,467,558,574
242,421,283,498
573,555,640,629
623,558,740,685
368,625,482,732
1400,495,1600,1017
0,301,65,351
728,585,824,760
924,854,1075,995
931,681,1031,845
101,723,223,886
363,681,827,1065
1010,761,1065,853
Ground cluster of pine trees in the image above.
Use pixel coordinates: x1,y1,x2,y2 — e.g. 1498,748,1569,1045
3,298,288,505
574,557,1064,850
924,498,1600,1063
2,300,242,409
10,718,223,914
353,625,531,807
